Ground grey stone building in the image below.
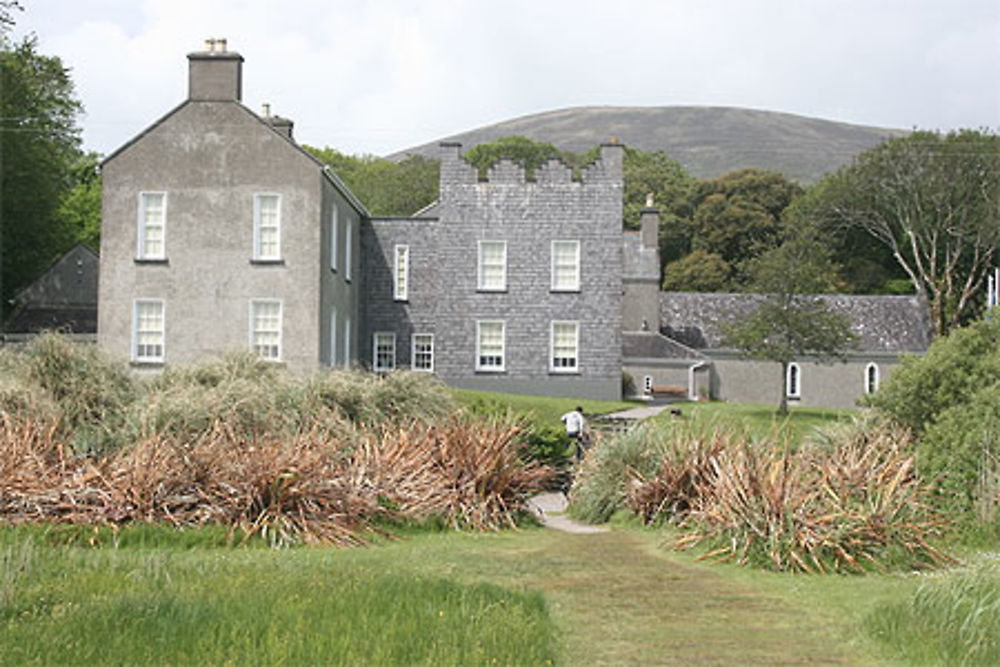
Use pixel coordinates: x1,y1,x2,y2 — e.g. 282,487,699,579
98,40,365,374
361,143,624,400
98,42,930,408
5,243,98,334
621,205,933,408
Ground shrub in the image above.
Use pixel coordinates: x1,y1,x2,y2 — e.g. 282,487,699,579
865,317,1000,434
572,414,952,572
918,383,1000,528
677,415,952,572
569,421,687,523
0,411,550,545
0,334,135,455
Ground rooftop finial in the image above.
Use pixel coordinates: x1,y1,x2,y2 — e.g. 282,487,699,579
645,193,654,208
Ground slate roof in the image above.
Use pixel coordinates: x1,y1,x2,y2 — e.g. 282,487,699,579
659,292,932,353
622,331,705,360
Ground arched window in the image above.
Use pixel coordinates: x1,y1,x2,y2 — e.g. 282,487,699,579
865,362,880,394
786,362,801,398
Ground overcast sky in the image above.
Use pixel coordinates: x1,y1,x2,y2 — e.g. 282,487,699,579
12,0,1000,157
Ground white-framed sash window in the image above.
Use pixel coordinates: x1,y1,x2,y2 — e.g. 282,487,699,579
253,194,281,260
412,333,434,372
476,320,505,372
373,332,396,372
250,299,282,361
551,240,581,291
132,299,165,362
137,192,167,260
550,321,579,372
477,240,507,291
394,244,409,301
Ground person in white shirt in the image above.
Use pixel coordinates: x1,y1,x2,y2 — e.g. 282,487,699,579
560,406,588,462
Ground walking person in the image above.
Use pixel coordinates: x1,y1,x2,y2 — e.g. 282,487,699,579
561,406,589,462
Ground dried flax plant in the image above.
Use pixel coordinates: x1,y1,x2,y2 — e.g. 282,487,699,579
623,417,954,572
0,412,551,546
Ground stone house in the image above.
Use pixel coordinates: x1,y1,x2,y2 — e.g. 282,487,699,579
99,40,365,373
5,243,98,334
98,42,624,399
621,211,932,408
98,41,930,407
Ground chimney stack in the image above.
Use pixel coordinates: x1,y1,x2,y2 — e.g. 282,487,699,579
640,195,659,250
188,37,244,101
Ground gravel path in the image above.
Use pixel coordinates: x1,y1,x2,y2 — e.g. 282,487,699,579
526,492,608,534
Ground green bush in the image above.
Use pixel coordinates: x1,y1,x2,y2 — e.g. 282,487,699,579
919,383,1000,528
865,317,1000,434
0,333,135,454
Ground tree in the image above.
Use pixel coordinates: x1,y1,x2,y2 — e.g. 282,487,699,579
462,135,564,179
661,249,730,292
722,231,857,415
305,147,438,217
1,34,84,317
688,168,803,275
802,130,1000,336
54,152,102,250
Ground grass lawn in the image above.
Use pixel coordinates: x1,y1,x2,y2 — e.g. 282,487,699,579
663,400,856,445
451,388,637,428
0,523,921,665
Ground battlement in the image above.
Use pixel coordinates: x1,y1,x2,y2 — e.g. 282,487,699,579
438,141,624,187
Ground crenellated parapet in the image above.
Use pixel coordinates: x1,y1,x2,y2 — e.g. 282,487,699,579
438,140,624,188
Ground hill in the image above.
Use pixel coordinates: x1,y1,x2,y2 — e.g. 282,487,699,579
386,106,907,183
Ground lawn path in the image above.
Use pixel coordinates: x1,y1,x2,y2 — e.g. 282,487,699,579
454,529,869,665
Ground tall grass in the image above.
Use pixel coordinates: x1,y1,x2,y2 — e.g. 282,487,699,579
866,563,1000,664
0,546,558,665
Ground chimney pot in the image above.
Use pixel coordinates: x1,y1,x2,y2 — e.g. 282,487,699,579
217,38,227,53
204,38,215,52
262,103,271,118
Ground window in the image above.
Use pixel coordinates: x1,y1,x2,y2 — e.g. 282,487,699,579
550,321,579,372
373,332,395,372
412,334,434,372
132,299,165,362
394,244,409,301
786,362,801,398
253,194,281,260
250,299,282,361
865,362,880,394
551,240,580,291
137,192,167,259
329,206,339,271
476,320,505,372
478,241,507,291
343,317,351,369
345,217,353,282
329,307,337,367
